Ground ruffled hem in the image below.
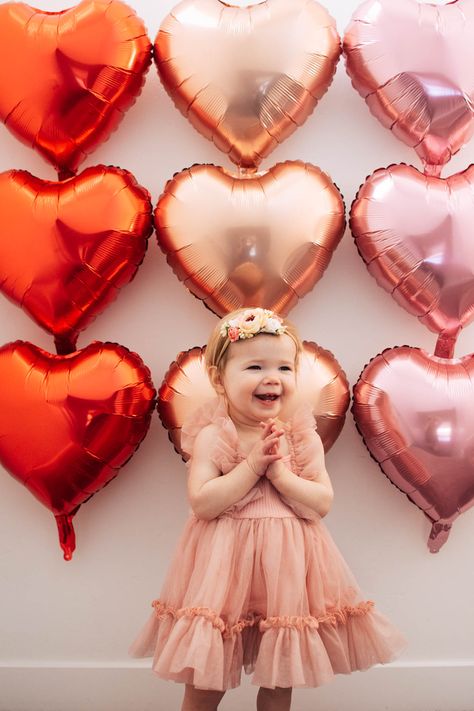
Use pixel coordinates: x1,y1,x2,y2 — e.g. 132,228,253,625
130,599,406,691
151,598,375,636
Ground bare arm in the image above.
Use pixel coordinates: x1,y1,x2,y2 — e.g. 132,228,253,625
266,423,334,518
187,422,282,520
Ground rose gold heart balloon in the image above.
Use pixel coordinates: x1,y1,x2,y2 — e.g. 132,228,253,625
0,341,156,560
353,346,474,552
0,1,151,177
350,163,474,358
344,0,474,174
156,161,345,316
155,0,341,169
158,341,350,460
0,166,152,354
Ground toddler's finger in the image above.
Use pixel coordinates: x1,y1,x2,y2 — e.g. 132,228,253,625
264,431,283,444
260,420,272,435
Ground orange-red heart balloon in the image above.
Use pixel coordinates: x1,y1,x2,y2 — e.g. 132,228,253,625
158,341,350,461
0,1,151,176
155,0,341,169
350,163,474,357
0,166,152,354
156,161,345,317
353,346,474,552
0,340,156,560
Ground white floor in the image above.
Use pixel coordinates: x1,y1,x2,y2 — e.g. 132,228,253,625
1,661,474,711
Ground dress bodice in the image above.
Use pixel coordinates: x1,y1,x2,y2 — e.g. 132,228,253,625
181,398,321,521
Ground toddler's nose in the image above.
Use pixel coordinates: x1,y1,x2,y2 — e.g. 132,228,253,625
263,371,280,384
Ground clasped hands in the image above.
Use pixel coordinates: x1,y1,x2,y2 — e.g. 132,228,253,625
246,419,287,483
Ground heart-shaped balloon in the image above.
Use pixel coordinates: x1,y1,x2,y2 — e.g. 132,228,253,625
350,163,474,357
0,1,151,176
0,341,156,560
0,166,152,354
156,161,345,316
158,341,350,460
353,346,474,552
344,0,474,173
155,0,341,169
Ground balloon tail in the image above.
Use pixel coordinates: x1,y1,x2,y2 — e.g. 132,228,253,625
237,165,257,178
422,162,443,179
55,514,76,561
54,336,78,355
434,332,458,359
57,168,75,182
427,521,452,553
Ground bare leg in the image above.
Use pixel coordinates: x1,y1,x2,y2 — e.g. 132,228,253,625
181,684,226,711
256,686,292,711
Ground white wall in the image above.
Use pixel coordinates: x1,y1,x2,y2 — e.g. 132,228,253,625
1,1,474,709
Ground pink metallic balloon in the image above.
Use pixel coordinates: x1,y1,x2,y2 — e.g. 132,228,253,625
0,166,152,355
156,161,345,317
155,0,341,169
350,163,474,358
158,341,350,460
0,341,156,560
353,346,474,552
344,0,474,174
0,1,151,177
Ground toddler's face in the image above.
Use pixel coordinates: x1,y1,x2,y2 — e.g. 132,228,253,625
212,333,297,427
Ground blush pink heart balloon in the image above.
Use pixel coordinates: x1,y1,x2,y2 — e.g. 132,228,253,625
353,346,474,552
350,163,474,358
344,0,474,174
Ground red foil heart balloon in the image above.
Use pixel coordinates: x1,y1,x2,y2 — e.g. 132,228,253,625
0,1,151,176
156,161,345,317
344,0,474,173
158,341,350,460
353,346,474,552
350,163,474,357
0,166,152,354
155,0,341,169
0,341,156,560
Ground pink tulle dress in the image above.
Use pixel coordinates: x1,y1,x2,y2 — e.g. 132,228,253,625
129,398,406,691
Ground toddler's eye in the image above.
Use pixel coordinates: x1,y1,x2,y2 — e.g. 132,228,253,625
247,365,261,370
279,366,293,372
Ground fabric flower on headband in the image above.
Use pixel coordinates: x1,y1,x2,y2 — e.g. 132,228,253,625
220,308,286,342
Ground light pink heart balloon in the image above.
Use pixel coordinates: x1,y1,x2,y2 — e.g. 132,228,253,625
353,346,474,552
350,163,474,356
344,0,474,172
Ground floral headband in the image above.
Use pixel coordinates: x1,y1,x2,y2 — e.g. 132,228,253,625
220,308,286,342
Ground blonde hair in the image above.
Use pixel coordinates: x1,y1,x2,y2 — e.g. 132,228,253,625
205,307,303,373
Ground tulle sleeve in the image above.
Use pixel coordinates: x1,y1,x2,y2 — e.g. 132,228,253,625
280,403,324,521
180,397,225,461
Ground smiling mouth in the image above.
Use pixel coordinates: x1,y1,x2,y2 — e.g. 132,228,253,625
255,394,280,401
